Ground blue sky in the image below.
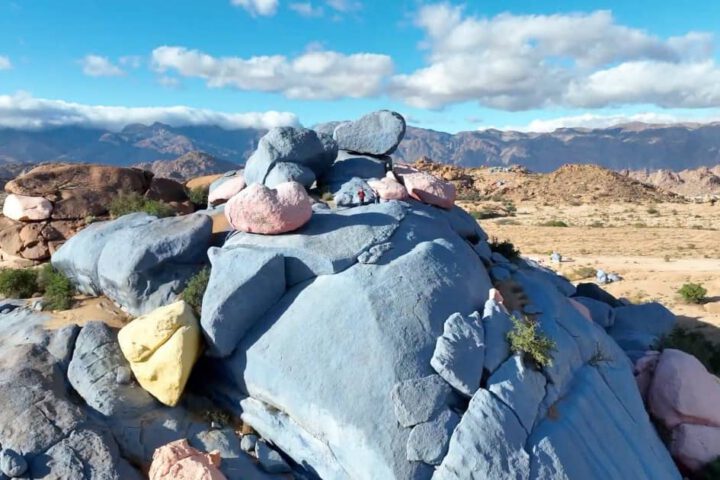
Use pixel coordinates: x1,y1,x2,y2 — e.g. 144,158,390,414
1,0,720,133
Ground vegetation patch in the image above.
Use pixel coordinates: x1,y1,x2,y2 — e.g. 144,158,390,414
678,282,708,304
539,219,569,227
187,186,209,207
0,268,39,298
566,266,597,281
182,266,210,315
659,327,720,376
109,192,175,218
38,264,74,311
489,237,520,260
507,315,556,367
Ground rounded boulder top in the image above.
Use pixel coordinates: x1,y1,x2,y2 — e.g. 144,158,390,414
333,110,406,156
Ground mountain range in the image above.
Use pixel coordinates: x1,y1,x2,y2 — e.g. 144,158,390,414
1,121,720,173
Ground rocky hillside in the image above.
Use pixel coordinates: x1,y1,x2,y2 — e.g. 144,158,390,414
629,165,720,199
135,151,238,182
413,158,682,204
3,121,720,173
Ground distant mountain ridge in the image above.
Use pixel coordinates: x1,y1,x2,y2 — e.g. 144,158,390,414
1,121,720,172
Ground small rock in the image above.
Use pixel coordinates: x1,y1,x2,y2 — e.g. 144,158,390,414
0,449,28,477
430,312,485,397
208,174,246,206
116,366,133,385
400,171,456,209
240,434,258,454
2,194,53,222
254,441,291,474
391,375,453,428
149,439,225,480
406,409,460,465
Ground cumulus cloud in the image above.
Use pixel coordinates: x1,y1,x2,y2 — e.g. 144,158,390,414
390,4,720,110
0,92,299,131
325,0,362,12
151,45,393,100
80,55,125,77
230,0,278,16
289,2,324,17
0,56,11,70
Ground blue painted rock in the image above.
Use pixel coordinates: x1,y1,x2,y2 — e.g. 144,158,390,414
333,110,406,156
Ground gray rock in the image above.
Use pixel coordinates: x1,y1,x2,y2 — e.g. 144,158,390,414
45,323,80,372
313,121,346,136
609,302,676,353
201,247,286,357
225,201,405,286
0,449,26,477
264,162,316,189
482,298,513,374
430,312,485,397
52,213,155,295
240,434,258,453
391,375,453,428
321,150,388,187
406,409,460,465
255,441,291,474
573,283,622,307
573,296,616,328
332,177,377,207
116,366,133,385
333,110,406,156
491,252,509,264
434,389,530,480
490,265,511,281
487,355,546,433
97,214,213,315
67,321,155,416
244,127,337,185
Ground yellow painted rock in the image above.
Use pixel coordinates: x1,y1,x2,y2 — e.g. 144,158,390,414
118,301,201,406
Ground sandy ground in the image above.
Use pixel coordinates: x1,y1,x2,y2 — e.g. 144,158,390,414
45,296,130,330
481,201,720,342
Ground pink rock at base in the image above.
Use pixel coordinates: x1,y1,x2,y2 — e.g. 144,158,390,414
648,348,720,429
367,173,409,201
225,181,312,234
149,439,226,480
400,171,456,209
208,174,246,206
634,351,661,401
3,194,53,221
671,423,720,472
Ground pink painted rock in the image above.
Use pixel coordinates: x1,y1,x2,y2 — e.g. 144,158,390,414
400,171,456,209
367,173,408,201
634,351,660,401
208,174,246,206
648,349,720,429
568,298,592,323
225,181,312,234
3,194,53,221
149,439,226,480
671,423,720,472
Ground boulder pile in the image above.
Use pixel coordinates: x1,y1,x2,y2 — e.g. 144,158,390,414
0,110,703,479
0,163,192,263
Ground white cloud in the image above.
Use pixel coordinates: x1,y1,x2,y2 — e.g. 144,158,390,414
0,56,11,70
157,75,181,88
230,0,278,16
151,45,393,100
289,2,324,17
0,91,299,131
390,4,720,110
80,55,125,77
325,0,361,12
486,111,720,133
118,55,143,69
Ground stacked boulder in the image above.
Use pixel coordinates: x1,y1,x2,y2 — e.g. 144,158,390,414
0,163,192,262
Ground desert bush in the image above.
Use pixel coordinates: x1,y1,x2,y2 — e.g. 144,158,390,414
37,264,74,310
507,315,556,367
489,237,520,260
0,268,39,298
589,221,605,228
494,218,521,226
187,186,209,207
646,207,659,215
539,220,569,227
567,266,596,281
109,192,175,218
182,266,210,315
678,282,707,304
659,327,720,376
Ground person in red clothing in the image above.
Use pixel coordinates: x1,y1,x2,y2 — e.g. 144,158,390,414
357,189,366,205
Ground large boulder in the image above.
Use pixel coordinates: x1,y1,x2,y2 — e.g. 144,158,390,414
224,182,312,235
96,214,213,315
332,110,406,156
264,162,316,189
243,127,337,185
201,247,286,357
118,301,201,407
400,170,457,209
608,302,676,354
2,194,53,221
368,173,409,201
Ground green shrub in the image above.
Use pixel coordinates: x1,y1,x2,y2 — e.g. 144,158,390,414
38,264,74,311
109,192,175,218
507,315,556,367
182,267,210,315
646,207,659,215
187,186,209,207
539,220,569,227
659,327,720,376
489,237,520,260
0,268,39,298
678,282,707,304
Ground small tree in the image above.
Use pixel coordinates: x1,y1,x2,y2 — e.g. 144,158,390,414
678,282,707,304
507,315,556,367
182,267,210,315
38,264,74,311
